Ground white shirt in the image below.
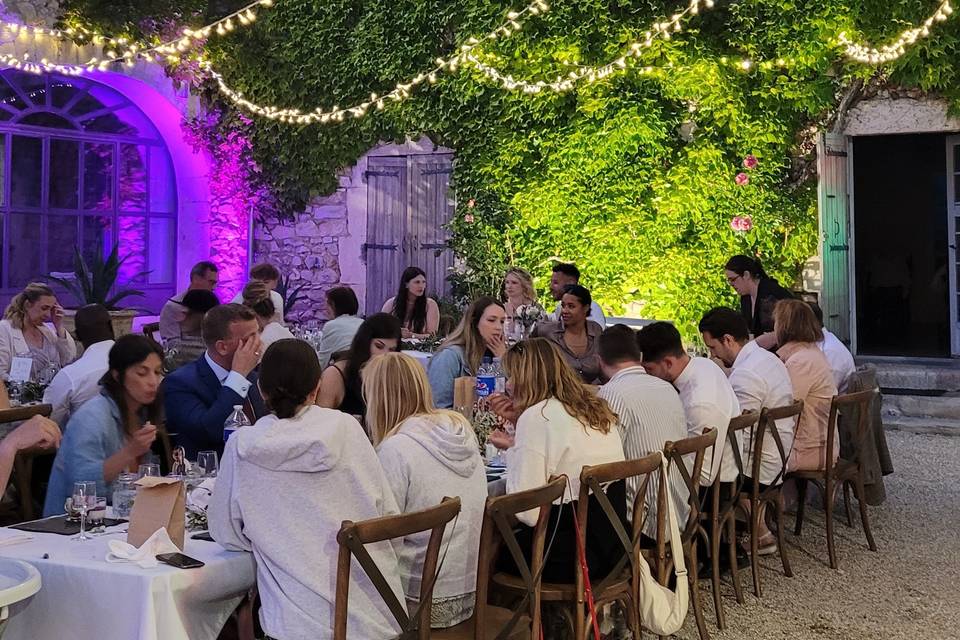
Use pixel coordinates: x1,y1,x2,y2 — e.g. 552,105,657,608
42,339,114,428
728,341,795,485
818,329,856,393
599,365,690,539
551,301,607,328
672,357,741,485
231,289,285,325
204,353,251,399
260,322,295,350
316,315,364,367
506,398,625,526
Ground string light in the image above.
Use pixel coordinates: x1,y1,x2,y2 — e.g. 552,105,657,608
463,0,716,94
839,0,954,64
203,0,551,124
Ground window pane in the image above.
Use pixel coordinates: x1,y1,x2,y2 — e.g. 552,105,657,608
49,139,79,209
147,217,174,284
119,145,146,211
83,143,113,210
117,215,147,284
47,215,78,275
20,112,75,129
9,213,42,287
11,136,41,208
149,147,175,213
82,214,112,264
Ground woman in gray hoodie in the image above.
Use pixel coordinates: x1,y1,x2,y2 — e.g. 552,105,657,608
209,339,404,640
364,352,487,628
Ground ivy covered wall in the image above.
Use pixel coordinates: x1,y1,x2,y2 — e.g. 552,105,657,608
61,0,960,334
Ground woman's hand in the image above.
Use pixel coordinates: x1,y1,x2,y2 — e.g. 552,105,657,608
487,428,515,450
488,393,520,424
401,328,414,339
485,333,507,358
125,422,158,459
50,303,65,335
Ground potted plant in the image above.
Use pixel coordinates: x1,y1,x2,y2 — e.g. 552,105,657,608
45,241,149,337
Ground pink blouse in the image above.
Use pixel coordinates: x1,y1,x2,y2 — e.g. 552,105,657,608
777,342,839,472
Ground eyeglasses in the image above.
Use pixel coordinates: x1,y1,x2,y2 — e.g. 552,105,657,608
726,274,742,285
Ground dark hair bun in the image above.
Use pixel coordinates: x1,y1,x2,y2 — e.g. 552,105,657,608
259,339,322,419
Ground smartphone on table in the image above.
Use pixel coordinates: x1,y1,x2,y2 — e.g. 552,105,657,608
156,552,205,569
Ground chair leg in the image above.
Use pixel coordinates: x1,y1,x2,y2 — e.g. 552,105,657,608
843,481,854,528
794,479,807,536
774,494,793,578
726,515,744,604
688,544,710,640
625,596,641,640
750,504,762,598
854,475,878,552
824,478,838,570
709,524,725,629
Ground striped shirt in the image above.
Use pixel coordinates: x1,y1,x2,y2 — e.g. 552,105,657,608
599,366,690,540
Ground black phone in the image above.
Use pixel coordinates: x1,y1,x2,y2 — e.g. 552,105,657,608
156,552,205,569
191,531,215,542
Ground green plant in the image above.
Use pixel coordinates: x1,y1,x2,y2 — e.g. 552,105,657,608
275,274,308,321
46,242,148,310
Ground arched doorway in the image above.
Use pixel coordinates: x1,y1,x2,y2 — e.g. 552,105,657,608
0,69,177,311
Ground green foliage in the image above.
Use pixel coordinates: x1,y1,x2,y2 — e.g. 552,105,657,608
68,0,960,335
46,242,147,310
275,274,308,321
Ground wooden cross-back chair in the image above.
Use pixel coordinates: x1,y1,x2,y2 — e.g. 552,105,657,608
663,428,717,640
435,476,567,640
787,389,879,570
0,402,55,523
334,497,462,640
740,402,802,597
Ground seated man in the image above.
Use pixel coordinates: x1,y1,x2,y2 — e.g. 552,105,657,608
163,304,265,458
809,303,856,393
230,262,285,325
597,324,689,542
42,304,115,428
164,290,219,372
547,263,607,327
159,261,219,345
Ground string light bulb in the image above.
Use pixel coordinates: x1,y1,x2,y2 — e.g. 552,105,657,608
840,0,954,64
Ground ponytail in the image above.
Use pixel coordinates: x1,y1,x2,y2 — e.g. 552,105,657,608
724,255,768,280
4,283,55,330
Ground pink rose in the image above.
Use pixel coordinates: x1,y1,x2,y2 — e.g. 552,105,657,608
740,215,753,231
743,154,758,170
464,213,475,223
735,172,750,186
467,199,476,209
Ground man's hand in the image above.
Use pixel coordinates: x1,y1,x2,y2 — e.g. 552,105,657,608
3,416,61,453
231,335,263,377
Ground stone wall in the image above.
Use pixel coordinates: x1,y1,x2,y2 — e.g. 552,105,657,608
2,0,60,25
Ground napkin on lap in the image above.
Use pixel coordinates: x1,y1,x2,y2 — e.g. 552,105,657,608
106,527,180,568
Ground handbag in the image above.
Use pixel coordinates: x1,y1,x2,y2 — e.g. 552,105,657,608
636,452,689,635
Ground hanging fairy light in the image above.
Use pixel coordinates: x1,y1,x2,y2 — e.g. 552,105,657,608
839,0,954,64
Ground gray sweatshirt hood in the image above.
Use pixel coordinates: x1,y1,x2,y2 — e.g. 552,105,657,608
392,413,480,479
235,405,346,473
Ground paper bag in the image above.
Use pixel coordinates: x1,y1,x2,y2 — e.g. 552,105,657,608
127,477,185,550
453,377,476,419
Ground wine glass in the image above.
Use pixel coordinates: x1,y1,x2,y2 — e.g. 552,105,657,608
197,451,219,478
137,463,161,479
72,481,96,541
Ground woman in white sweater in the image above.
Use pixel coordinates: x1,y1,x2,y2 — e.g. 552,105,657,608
209,339,404,640
364,352,487,629
488,337,626,583
0,282,76,380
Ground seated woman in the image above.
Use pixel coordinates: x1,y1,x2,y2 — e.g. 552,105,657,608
365,352,487,629
488,338,626,583
502,267,540,340
316,286,364,368
427,297,506,409
241,281,294,350
0,282,77,381
163,289,219,372
382,267,440,338
43,335,163,515
209,339,404,640
725,255,794,349
773,299,839,472
533,284,603,383
317,313,401,421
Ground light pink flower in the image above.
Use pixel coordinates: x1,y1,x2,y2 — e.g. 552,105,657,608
735,172,750,186
739,215,753,231
464,213,475,223
743,154,758,170
467,199,476,209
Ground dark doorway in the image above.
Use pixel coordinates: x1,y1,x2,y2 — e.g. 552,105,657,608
853,134,950,357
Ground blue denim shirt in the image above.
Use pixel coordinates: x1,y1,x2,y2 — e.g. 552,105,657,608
43,393,124,516
427,345,470,409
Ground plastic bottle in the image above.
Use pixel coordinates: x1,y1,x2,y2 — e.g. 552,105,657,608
475,356,495,399
223,405,251,443
492,357,506,394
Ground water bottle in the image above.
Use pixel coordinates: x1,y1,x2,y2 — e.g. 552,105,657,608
492,357,506,394
475,356,495,399
223,405,251,443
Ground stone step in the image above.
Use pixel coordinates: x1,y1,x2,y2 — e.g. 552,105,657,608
883,415,960,436
882,393,960,420
864,361,960,392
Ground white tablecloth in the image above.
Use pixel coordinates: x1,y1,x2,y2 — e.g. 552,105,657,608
0,522,255,640
402,350,433,368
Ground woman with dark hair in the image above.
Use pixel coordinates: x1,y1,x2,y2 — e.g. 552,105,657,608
533,284,603,383
316,313,402,419
0,282,76,381
43,335,164,515
381,267,440,338
427,297,507,408
164,289,219,371
209,339,405,640
316,286,364,368
724,255,794,349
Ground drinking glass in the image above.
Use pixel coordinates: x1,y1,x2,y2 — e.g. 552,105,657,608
72,481,96,541
7,381,22,407
138,463,161,478
197,451,219,478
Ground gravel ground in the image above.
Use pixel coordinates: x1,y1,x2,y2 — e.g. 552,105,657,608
666,430,960,640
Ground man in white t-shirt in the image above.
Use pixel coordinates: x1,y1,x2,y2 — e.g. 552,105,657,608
809,303,856,393
230,262,285,325
548,262,606,327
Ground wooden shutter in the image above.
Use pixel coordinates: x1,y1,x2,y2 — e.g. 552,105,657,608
816,132,852,344
408,154,454,302
363,156,406,316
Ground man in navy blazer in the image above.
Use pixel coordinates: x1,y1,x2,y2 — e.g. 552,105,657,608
163,303,267,458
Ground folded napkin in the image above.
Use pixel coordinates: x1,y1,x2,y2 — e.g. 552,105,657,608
0,530,33,547
105,527,180,568
187,478,215,514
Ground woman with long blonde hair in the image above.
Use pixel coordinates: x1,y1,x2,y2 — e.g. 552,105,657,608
0,282,76,381
364,353,486,629
502,267,537,317
489,338,626,582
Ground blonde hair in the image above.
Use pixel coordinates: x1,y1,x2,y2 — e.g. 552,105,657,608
773,299,821,346
4,283,55,330
502,338,617,434
438,296,503,374
362,352,471,445
241,281,274,320
503,267,536,305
